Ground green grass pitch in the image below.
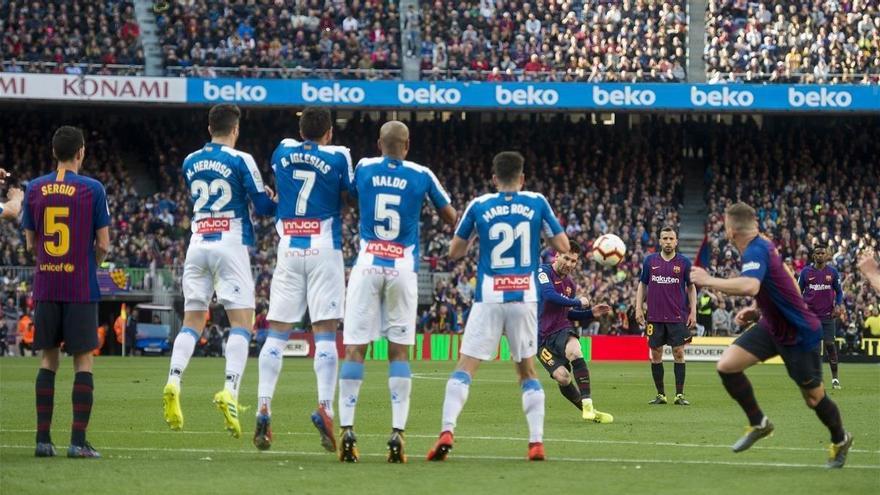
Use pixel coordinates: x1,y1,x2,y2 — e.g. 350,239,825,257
1,357,878,494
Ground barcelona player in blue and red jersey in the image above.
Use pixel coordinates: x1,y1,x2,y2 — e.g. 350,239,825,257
798,243,845,389
691,202,852,468
22,126,111,459
536,243,613,423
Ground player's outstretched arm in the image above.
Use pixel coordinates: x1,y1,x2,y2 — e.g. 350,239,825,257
0,187,23,219
449,235,470,260
690,267,760,297
438,204,457,226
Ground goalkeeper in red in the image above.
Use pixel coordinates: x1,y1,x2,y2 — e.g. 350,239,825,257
536,243,613,422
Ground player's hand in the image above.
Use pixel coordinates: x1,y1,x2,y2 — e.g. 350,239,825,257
734,307,760,327
591,303,612,316
264,186,277,202
0,168,8,185
858,248,879,277
635,309,646,327
6,187,23,202
690,266,711,287
686,311,696,329
578,296,590,307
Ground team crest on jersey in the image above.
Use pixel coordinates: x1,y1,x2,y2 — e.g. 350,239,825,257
283,218,321,236
366,240,405,259
825,275,832,282
673,265,681,274
494,274,531,291
195,218,230,233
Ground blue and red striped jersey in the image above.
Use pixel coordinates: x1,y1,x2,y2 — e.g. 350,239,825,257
740,237,821,350
22,169,110,303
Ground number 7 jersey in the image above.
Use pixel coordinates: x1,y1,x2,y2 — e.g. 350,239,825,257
455,191,563,303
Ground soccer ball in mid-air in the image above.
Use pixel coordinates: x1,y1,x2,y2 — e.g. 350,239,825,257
591,234,627,267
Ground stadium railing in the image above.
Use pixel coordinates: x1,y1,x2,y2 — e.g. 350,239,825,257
164,66,402,79
2,61,146,76
707,72,880,84
419,68,685,82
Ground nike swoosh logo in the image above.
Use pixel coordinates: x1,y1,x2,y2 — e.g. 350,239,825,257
809,277,815,281
652,266,660,270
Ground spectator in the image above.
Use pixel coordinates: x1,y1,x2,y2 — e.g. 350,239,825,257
126,308,138,356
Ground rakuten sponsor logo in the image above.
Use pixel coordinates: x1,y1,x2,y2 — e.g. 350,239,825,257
650,275,681,285
282,218,321,236
495,85,559,106
195,218,231,234
366,241,405,259
302,82,365,104
808,284,833,291
494,274,532,291
592,86,656,106
398,84,461,104
690,86,754,107
788,88,852,108
203,81,267,102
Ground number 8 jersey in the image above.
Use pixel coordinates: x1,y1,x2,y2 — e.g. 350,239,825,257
455,191,563,303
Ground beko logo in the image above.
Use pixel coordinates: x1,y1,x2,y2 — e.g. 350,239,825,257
203,81,267,101
302,82,365,103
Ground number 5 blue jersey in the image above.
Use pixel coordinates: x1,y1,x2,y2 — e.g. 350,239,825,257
352,156,451,272
271,138,353,250
455,191,563,303
183,143,275,246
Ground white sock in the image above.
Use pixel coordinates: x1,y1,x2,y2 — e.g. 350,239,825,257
224,328,251,401
522,379,545,443
338,361,364,428
167,327,199,388
441,370,471,433
257,331,288,415
389,361,412,431
313,336,338,418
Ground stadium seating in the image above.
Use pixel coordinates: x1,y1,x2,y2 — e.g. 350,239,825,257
701,118,879,325
705,0,880,84
155,0,403,78
418,0,688,82
1,1,145,75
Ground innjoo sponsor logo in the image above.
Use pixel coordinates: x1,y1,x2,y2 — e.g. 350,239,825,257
282,218,321,236
195,218,231,234
494,274,531,291
366,240,405,259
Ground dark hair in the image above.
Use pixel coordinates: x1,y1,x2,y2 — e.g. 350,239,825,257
812,241,829,252
299,107,332,141
492,151,524,184
659,226,677,237
52,126,85,162
208,104,241,137
568,243,582,256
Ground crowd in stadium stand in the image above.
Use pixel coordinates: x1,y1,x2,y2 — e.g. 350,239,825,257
0,0,145,75
2,112,879,351
705,0,880,84
700,119,879,340
154,0,402,78
417,0,688,82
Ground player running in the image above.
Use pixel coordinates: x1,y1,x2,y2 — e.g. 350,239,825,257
691,202,853,468
163,104,277,438
0,169,24,220
338,121,456,463
635,226,696,405
254,107,353,452
22,126,111,458
427,151,569,462
536,243,614,422
798,243,845,389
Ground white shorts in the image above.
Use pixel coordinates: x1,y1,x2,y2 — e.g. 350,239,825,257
266,244,345,324
459,302,538,362
182,240,254,312
343,265,417,346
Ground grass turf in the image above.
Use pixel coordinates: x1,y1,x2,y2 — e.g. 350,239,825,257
1,357,878,494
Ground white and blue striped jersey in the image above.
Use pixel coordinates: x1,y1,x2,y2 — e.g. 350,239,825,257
455,191,564,303
183,142,275,246
352,156,451,272
271,138,353,250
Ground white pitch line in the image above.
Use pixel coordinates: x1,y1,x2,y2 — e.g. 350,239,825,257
0,443,877,470
2,428,878,455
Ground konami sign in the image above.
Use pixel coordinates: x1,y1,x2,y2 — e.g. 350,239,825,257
0,73,186,103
